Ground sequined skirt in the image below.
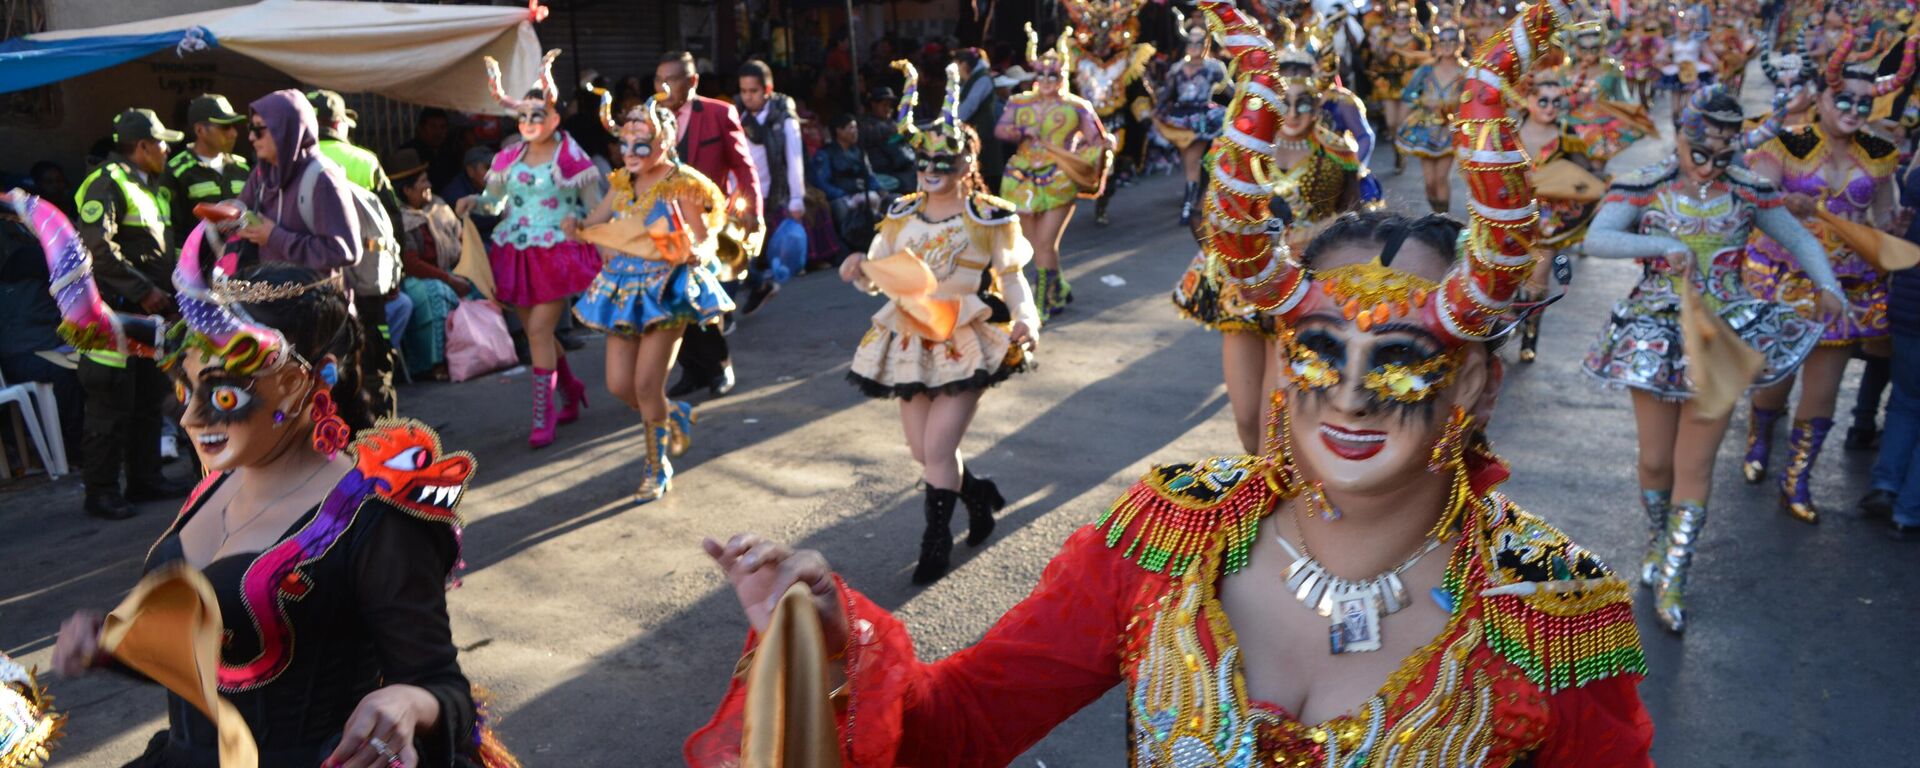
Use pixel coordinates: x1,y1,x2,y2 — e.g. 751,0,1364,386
573,256,734,337
1000,154,1080,213
847,296,1033,399
1394,111,1453,159
1171,250,1277,337
1567,106,1647,164
1583,268,1822,399
1156,104,1226,147
489,241,601,307
1744,229,1888,344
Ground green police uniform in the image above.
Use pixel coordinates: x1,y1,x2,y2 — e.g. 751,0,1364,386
167,149,249,237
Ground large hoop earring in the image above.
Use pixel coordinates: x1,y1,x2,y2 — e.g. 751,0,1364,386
1266,388,1341,521
1428,405,1472,474
309,387,350,458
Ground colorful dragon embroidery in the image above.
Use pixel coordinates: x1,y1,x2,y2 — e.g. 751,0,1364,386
217,420,476,692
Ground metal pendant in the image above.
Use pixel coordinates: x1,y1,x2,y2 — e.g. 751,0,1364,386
1327,588,1383,654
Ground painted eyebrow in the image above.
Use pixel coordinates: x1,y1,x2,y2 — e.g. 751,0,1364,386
1370,322,1444,347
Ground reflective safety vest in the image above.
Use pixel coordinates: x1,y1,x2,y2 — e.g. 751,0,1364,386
168,150,250,202
76,162,170,235
316,139,381,192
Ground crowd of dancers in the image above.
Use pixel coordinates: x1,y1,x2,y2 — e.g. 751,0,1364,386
4,0,1919,765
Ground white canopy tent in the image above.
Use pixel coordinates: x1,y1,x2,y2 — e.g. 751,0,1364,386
16,0,548,114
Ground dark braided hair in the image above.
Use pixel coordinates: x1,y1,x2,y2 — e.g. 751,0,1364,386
1301,210,1463,270
949,123,992,202
234,263,369,431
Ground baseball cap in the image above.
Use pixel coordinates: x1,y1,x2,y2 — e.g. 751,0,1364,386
304,89,359,128
113,109,184,143
187,94,245,126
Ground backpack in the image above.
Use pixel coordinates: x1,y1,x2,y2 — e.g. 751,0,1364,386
294,156,401,296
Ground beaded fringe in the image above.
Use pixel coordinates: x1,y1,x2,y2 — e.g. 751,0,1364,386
1093,459,1277,577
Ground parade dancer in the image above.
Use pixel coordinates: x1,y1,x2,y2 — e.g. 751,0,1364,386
1559,24,1651,164
1512,72,1606,363
573,90,735,504
1656,12,1720,122
1063,0,1156,226
1366,1,1430,174
456,51,602,449
1174,15,1374,454
18,192,515,767
690,4,1653,765
998,25,1111,321
1741,30,1917,523
839,62,1040,585
1582,85,1843,633
1615,14,1665,108
1397,23,1467,213
1156,8,1229,227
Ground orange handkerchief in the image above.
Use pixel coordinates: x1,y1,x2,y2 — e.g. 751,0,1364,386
861,249,961,342
99,565,258,768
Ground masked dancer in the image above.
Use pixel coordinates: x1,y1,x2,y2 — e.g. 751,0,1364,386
1367,1,1431,174
1063,0,1156,226
1156,8,1229,226
573,89,735,504
20,192,515,768
1581,85,1843,634
998,24,1112,320
1656,11,1719,122
1558,25,1651,164
689,3,1653,765
840,62,1041,585
1511,72,1606,363
1741,28,1917,523
455,51,603,449
1397,22,1467,214
1174,14,1375,454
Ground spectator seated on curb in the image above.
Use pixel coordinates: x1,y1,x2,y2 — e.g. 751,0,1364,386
390,148,480,381
810,113,889,252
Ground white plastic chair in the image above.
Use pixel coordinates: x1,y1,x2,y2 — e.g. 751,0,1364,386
0,369,65,480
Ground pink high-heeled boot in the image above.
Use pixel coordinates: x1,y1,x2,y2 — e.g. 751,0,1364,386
555,355,589,425
529,368,558,449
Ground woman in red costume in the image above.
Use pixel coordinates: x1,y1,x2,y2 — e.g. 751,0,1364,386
16,192,512,768
686,2,1652,765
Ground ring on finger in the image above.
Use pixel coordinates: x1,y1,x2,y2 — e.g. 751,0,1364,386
370,736,402,767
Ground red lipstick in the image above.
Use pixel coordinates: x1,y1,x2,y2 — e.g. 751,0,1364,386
1319,423,1387,461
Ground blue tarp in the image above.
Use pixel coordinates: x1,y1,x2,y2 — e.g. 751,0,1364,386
0,28,214,93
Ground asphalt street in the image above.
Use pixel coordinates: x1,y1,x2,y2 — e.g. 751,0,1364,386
3,107,1917,767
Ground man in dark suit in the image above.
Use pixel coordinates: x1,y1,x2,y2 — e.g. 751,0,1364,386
656,50,761,397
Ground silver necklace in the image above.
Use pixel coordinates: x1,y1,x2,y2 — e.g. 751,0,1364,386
1274,517,1441,654
219,462,331,550
1274,135,1313,151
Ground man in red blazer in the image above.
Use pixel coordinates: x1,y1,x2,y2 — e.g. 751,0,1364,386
657,51,760,397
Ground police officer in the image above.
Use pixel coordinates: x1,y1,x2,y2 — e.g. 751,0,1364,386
73,109,193,519
166,94,250,237
307,89,405,421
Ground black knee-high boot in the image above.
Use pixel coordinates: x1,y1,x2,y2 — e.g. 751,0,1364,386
914,486,960,585
959,469,1006,546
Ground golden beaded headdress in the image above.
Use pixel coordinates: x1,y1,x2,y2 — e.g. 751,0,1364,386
1064,0,1148,52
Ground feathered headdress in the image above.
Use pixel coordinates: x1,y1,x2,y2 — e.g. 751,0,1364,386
484,49,563,113
1201,0,1590,345
890,59,970,159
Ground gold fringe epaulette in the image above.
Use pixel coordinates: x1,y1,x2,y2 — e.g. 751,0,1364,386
1093,456,1277,577
1313,124,1362,172
1467,501,1647,693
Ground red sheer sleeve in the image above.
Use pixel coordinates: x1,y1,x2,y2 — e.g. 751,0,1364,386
685,525,1151,768
1531,675,1654,768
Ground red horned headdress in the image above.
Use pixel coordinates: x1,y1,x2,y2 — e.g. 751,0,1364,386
1199,0,1594,346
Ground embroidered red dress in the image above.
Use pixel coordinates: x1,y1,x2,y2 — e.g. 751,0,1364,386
685,450,1653,767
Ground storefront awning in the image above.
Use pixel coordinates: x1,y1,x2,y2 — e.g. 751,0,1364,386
0,0,547,114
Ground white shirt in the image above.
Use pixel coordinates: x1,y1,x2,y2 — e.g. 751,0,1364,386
747,101,806,211
195,150,227,173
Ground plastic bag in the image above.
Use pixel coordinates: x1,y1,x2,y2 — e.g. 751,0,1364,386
764,217,808,284
446,299,517,382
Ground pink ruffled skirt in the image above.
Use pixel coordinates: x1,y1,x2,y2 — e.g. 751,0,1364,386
489,241,601,307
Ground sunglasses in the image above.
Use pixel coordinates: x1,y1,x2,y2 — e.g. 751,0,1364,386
1037,74,1063,83
620,141,655,157
1535,96,1569,110
517,110,550,124
1286,96,1319,115
248,123,269,137
1689,146,1736,168
915,154,962,174
1832,93,1875,117
1577,40,1604,51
